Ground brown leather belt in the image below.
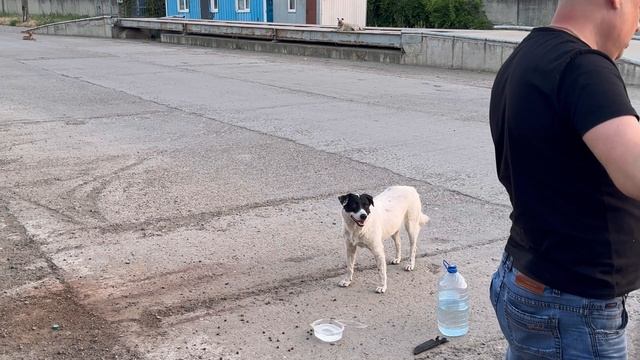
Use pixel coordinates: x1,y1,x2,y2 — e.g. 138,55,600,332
515,271,546,295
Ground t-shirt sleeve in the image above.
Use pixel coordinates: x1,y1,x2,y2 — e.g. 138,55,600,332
558,51,638,136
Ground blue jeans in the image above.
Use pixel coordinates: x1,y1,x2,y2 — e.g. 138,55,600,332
490,253,629,359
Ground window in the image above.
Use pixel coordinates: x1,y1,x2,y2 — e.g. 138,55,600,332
210,0,218,12
178,0,188,12
288,0,296,12
237,0,249,12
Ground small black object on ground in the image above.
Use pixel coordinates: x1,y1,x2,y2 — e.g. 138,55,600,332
413,336,449,355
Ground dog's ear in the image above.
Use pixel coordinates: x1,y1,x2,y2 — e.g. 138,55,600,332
338,195,348,206
361,194,374,207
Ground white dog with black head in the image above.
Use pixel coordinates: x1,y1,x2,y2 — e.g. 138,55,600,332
338,186,429,293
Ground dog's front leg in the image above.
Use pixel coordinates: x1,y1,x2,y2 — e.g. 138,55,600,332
371,242,387,293
338,241,357,288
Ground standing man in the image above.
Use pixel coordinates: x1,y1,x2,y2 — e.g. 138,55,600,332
489,0,640,358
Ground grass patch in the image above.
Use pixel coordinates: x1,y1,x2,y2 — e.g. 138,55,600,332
0,13,88,27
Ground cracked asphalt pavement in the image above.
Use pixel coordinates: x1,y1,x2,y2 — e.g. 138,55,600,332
1,25,638,359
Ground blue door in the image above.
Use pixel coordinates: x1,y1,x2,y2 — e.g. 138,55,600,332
200,0,209,18
266,0,273,22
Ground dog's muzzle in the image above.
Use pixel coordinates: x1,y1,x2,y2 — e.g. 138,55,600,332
351,215,366,227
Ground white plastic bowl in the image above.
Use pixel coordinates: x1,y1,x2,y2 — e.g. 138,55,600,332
310,319,345,342
310,318,367,343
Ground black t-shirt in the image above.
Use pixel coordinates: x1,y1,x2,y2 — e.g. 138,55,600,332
490,27,640,299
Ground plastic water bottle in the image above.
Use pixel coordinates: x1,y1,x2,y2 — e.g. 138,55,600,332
437,260,469,337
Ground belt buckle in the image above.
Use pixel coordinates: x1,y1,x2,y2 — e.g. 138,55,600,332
515,271,545,295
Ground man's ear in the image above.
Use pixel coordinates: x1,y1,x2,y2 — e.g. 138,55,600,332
339,195,348,205
362,194,374,207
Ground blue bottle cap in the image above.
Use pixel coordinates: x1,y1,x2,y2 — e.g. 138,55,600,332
443,260,457,273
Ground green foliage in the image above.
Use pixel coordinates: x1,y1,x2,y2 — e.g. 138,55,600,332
426,0,493,29
367,0,492,29
146,0,167,18
368,0,429,28
120,0,166,17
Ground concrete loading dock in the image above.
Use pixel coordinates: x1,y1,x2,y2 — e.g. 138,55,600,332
27,16,640,85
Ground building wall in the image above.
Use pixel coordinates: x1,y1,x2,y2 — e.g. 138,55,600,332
319,0,366,27
167,0,265,21
212,0,264,21
272,0,305,24
166,0,200,18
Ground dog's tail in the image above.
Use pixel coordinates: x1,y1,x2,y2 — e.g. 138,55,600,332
419,213,430,226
